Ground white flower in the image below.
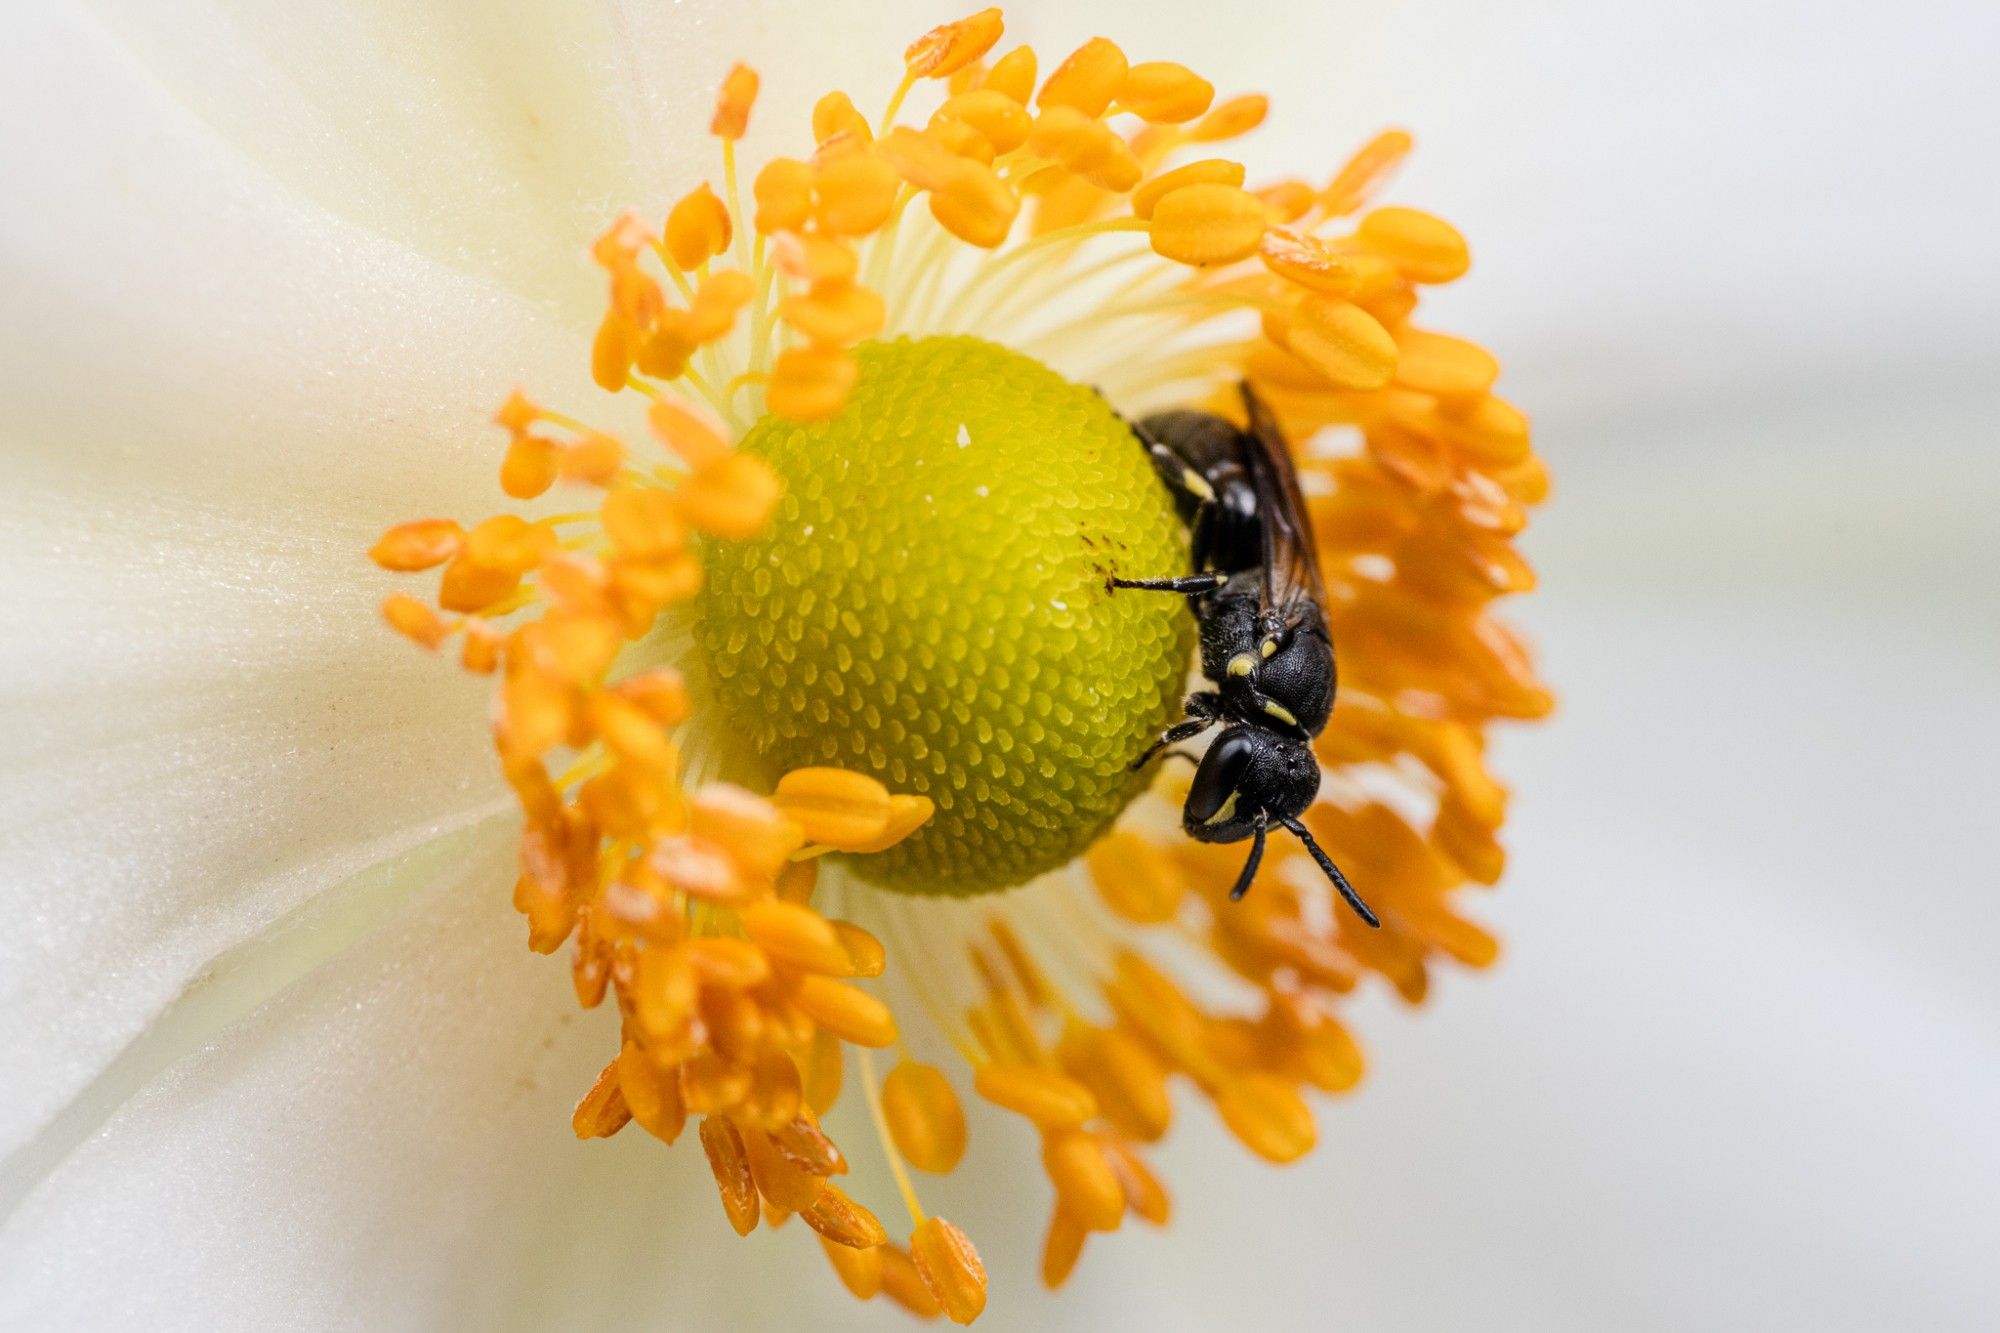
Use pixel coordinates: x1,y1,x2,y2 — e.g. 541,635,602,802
5,1,1996,1331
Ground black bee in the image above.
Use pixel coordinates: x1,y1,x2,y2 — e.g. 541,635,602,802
1109,384,1379,926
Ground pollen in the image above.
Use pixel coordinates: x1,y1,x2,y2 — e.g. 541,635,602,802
366,6,1551,1322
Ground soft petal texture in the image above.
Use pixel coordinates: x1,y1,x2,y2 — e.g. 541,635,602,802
0,2,601,1163
0,825,570,1328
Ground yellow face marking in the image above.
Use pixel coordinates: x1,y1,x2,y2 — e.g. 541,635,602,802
1203,790,1240,826
1227,653,1255,678
1260,638,1278,658
1182,469,1216,502
1262,699,1298,727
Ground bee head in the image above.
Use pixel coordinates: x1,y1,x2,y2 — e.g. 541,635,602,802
1181,726,1321,844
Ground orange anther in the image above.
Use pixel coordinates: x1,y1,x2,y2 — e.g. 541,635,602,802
930,164,1021,248
819,1234,885,1300
1148,182,1266,266
801,1184,890,1249
981,45,1037,103
1041,1128,1125,1231
1357,205,1470,284
685,935,772,989
1027,107,1139,193
1103,1138,1170,1224
879,125,961,193
975,1062,1098,1129
698,1115,761,1234
812,90,872,145
934,90,1031,154
881,1243,945,1316
690,783,803,879
381,594,451,651
780,280,886,345
1130,158,1245,220
742,1122,824,1205
1394,328,1499,398
590,313,634,391
840,793,937,854
905,7,1004,79
802,1026,845,1114
459,622,502,675
710,63,759,139
1256,179,1317,224
1216,1073,1316,1162
500,433,559,499
911,1217,988,1324
1285,296,1397,391
687,269,756,342
741,899,853,975
1037,37,1127,118
370,517,464,571
602,487,686,559
773,232,859,284
664,182,733,271
814,152,901,236
774,1112,848,1176
766,346,859,421
617,1041,688,1144
1061,1023,1171,1142
571,1057,632,1138
772,766,893,846
832,921,886,978
1116,61,1214,124
1323,128,1413,216
494,388,541,434
753,157,815,234
1258,227,1363,297
1085,831,1185,923
794,975,898,1048
558,432,623,486
1189,92,1267,142
883,1060,969,1173
679,451,781,540
1040,1210,1088,1288
650,835,746,903
437,555,520,615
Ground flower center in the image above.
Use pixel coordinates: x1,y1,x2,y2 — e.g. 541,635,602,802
694,335,1193,895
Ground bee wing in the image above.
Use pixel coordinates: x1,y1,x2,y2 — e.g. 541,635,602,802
1237,382,1329,621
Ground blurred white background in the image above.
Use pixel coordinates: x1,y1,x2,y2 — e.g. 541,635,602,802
3,0,1996,1329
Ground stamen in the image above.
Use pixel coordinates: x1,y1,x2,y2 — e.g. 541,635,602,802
367,8,1549,1316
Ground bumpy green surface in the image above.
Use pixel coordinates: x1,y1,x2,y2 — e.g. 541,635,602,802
695,336,1193,895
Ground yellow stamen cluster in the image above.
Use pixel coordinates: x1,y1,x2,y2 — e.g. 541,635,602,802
368,7,1549,1322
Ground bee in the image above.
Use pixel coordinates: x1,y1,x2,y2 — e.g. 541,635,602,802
1110,383,1379,927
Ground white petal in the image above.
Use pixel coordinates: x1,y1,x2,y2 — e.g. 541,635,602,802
75,0,641,323
0,6,607,1160
0,822,581,1329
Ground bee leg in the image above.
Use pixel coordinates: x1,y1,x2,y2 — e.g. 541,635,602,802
1131,715,1217,769
1278,815,1380,928
1107,571,1227,595
1228,810,1269,901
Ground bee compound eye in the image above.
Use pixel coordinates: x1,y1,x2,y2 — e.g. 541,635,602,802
1185,729,1254,825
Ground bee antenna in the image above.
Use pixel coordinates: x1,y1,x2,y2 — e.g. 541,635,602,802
1228,812,1268,901
1277,815,1380,928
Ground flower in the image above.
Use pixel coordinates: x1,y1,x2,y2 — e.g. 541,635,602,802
365,8,1551,1321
